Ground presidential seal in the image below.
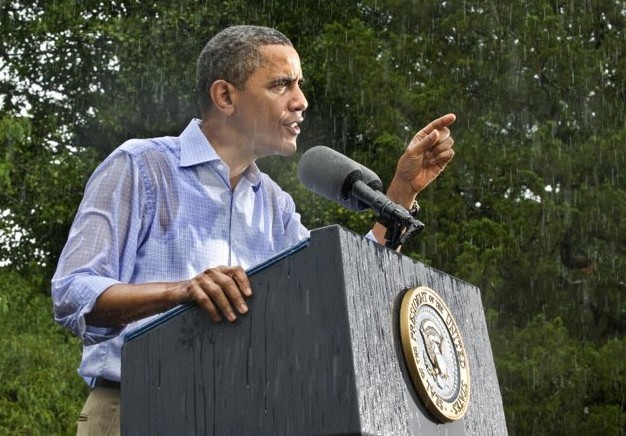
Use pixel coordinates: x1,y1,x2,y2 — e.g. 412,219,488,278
399,286,470,422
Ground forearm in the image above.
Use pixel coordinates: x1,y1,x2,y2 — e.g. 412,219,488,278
85,281,187,327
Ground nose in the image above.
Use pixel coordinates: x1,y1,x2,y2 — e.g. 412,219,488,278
290,84,308,112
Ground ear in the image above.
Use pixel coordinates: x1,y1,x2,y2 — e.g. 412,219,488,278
209,80,236,115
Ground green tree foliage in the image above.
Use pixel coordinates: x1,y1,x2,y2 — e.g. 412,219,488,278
494,314,625,435
1,0,624,433
0,115,97,275
0,1,108,275
0,269,88,435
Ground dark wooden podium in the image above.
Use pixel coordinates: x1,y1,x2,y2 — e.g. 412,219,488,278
121,225,507,435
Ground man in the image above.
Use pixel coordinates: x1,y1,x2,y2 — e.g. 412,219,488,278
52,25,455,434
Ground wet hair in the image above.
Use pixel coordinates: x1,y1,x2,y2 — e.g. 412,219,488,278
196,25,293,113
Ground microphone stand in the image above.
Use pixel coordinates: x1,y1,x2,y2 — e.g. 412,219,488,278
377,206,425,250
351,180,425,249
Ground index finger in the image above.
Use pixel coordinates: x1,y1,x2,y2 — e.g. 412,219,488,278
414,113,457,142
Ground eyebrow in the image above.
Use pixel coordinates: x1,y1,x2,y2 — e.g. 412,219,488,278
269,75,305,87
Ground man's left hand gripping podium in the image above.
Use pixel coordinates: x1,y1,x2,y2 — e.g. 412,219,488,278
121,225,507,435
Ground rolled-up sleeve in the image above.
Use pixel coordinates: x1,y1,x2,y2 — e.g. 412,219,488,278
51,150,151,345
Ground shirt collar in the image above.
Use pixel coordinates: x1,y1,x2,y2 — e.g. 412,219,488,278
179,119,220,167
242,161,262,191
179,119,262,189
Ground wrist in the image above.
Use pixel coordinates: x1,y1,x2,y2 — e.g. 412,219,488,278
167,281,190,307
387,176,419,209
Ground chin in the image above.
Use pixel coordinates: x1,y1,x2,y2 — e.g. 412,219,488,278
276,140,298,156
281,147,298,157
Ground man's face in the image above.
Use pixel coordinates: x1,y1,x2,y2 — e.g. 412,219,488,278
232,44,308,159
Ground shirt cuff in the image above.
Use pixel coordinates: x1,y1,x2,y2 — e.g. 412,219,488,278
364,230,377,242
72,276,125,345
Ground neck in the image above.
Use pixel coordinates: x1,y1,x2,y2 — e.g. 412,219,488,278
200,117,255,188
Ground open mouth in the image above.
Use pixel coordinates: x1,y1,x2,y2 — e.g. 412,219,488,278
284,120,302,135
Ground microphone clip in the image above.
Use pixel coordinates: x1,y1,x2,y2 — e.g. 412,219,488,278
376,201,425,250
350,179,425,249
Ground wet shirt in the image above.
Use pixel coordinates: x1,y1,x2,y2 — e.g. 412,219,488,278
51,119,309,383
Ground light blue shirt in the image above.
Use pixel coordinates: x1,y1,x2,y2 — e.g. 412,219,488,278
51,119,310,382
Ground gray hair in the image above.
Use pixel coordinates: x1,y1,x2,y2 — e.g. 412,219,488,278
197,25,293,113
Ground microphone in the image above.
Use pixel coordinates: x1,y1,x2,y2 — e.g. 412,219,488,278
297,145,380,211
297,146,424,234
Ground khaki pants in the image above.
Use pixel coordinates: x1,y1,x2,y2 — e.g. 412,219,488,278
76,387,120,436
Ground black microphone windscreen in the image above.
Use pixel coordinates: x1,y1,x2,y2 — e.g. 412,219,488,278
297,146,379,211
